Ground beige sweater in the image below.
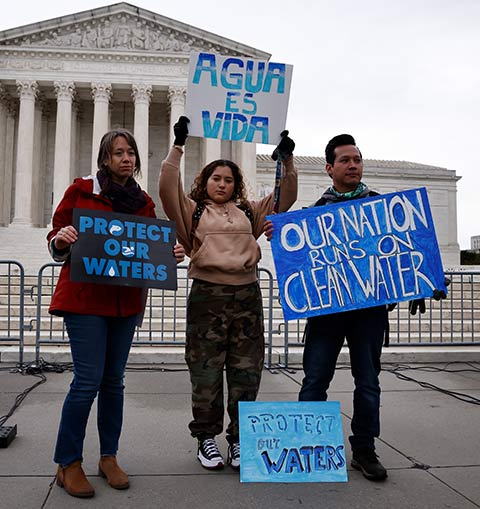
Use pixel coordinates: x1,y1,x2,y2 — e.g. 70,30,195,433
159,146,297,285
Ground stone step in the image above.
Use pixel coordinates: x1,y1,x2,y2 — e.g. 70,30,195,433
2,345,480,365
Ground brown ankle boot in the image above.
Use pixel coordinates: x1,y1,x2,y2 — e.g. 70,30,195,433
56,460,94,498
98,456,130,489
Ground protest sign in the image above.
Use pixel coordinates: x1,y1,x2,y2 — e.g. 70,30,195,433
239,401,347,483
185,51,293,145
267,188,447,321
70,209,177,290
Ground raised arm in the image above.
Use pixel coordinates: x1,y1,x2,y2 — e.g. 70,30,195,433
159,117,196,254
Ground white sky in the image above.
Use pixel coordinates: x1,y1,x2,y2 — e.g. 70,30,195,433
1,0,479,249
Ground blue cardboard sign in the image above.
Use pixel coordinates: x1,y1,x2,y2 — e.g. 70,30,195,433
239,401,347,483
268,188,447,321
70,208,177,290
185,51,293,145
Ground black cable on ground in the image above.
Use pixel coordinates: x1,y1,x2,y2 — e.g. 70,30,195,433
0,361,47,426
267,361,480,406
382,363,480,405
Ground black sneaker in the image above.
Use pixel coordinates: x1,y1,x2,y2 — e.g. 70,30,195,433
351,449,388,481
197,438,224,470
227,442,240,470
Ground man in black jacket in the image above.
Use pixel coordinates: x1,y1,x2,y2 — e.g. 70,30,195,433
298,134,389,481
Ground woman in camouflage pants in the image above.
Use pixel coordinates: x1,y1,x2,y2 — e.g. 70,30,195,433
159,117,297,471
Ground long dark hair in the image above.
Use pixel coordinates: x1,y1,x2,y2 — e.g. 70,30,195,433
97,128,141,176
189,159,248,205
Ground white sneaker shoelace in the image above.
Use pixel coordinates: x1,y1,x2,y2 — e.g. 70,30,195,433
230,442,240,460
201,438,222,460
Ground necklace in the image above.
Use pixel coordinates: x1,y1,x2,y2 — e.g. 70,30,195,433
222,203,233,223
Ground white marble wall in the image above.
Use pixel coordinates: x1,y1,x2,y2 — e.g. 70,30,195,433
256,157,461,267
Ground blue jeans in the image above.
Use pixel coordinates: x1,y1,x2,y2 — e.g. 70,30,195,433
54,313,137,466
298,306,387,451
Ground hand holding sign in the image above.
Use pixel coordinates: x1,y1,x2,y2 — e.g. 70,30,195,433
272,130,295,213
271,130,295,161
173,116,190,146
54,225,78,250
409,276,450,315
408,298,426,315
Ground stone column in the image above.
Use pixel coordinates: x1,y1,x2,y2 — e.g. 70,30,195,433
52,81,76,213
39,101,51,227
132,83,152,192
73,102,83,176
201,138,221,168
12,80,38,225
232,141,257,198
168,86,186,182
31,95,44,227
2,100,17,225
70,98,80,181
91,82,112,172
0,85,8,226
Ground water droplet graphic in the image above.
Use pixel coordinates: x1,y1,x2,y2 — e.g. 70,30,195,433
108,266,116,277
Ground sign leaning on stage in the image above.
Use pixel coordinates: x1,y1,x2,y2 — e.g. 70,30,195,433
185,51,293,145
239,401,347,483
267,187,448,321
70,209,178,290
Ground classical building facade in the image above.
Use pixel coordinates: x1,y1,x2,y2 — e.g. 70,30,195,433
0,2,461,272
0,3,265,228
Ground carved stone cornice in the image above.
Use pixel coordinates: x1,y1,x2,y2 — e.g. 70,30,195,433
0,50,192,80
53,81,76,101
167,86,186,107
91,82,112,103
132,83,152,104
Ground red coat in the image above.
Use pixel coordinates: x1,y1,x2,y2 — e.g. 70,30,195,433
47,176,156,317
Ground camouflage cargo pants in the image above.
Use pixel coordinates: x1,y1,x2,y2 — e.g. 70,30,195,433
185,279,264,442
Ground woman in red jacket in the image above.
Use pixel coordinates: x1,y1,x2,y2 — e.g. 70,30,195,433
48,129,184,498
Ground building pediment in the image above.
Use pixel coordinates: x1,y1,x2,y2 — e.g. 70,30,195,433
0,2,269,59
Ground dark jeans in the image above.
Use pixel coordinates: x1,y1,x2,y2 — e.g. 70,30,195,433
299,306,387,451
54,313,137,466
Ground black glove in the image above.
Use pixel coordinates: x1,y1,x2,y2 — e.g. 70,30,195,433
173,116,189,146
432,289,447,301
433,276,451,301
272,130,295,161
409,298,426,315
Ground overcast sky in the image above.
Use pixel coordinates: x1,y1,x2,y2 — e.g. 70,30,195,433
1,0,479,249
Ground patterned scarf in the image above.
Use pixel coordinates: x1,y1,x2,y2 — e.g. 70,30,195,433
321,182,370,204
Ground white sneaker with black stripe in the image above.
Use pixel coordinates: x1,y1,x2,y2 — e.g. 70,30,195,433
197,438,224,470
227,441,240,470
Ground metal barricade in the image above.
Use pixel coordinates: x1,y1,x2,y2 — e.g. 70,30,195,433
275,270,480,367
25,264,480,367
0,260,25,364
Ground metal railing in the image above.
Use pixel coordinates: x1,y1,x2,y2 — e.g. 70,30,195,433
1,262,479,367
0,261,25,364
